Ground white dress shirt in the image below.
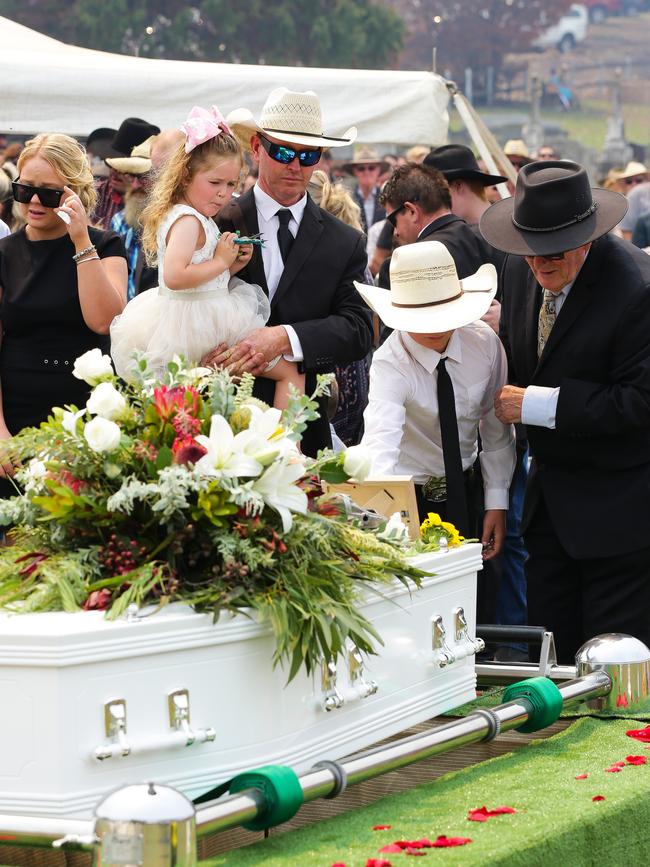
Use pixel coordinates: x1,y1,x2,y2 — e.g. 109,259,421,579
521,282,572,429
253,184,307,360
361,323,516,510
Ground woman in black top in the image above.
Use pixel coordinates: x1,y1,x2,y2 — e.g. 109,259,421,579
0,133,127,483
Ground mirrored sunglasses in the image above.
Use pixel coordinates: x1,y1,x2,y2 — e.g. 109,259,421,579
12,181,64,208
258,133,322,167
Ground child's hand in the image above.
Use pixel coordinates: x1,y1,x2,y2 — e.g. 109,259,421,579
231,243,253,274
214,231,239,269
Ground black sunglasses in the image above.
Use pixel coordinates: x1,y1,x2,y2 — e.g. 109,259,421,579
12,181,65,208
386,198,419,228
257,133,322,167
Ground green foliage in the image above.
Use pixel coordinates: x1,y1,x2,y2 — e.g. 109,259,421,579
0,0,404,68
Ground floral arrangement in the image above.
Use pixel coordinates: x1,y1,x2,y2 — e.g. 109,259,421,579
418,512,465,550
0,350,424,680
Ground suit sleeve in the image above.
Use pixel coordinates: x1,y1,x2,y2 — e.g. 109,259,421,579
556,290,650,436
498,254,517,384
290,232,373,371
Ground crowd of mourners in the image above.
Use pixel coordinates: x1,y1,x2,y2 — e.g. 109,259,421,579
1,87,650,666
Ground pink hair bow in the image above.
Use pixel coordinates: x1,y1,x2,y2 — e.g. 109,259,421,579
181,105,233,153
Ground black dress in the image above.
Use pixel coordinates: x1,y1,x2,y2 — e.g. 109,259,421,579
0,226,126,434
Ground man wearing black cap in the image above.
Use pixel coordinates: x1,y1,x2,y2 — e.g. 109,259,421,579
481,160,650,662
92,117,160,229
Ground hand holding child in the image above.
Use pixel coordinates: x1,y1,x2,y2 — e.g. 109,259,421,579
230,242,253,275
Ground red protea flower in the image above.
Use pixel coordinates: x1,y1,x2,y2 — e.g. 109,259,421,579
172,436,207,465
57,469,86,495
83,588,112,610
153,385,200,422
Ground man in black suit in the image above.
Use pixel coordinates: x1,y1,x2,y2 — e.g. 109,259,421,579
481,160,650,662
206,88,372,456
378,163,501,332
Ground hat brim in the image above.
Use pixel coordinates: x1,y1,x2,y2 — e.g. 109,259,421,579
104,156,152,175
226,109,357,150
443,168,508,186
479,188,628,256
355,263,497,333
342,159,390,174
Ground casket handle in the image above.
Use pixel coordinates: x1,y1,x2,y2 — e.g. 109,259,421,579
322,660,345,711
452,606,486,657
431,615,455,668
348,644,379,700
93,698,131,761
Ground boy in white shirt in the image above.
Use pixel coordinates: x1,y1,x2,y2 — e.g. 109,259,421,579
357,240,515,560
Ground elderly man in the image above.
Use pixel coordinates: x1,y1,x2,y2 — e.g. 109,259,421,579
481,160,650,662
342,146,388,234
211,87,372,456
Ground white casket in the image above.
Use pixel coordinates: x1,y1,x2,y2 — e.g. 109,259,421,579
0,543,482,819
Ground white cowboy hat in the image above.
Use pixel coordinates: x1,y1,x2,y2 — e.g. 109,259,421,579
226,87,357,150
355,241,497,333
105,136,154,175
617,160,648,180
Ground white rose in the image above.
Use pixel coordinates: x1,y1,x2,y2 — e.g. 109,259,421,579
72,348,114,385
343,444,372,482
378,512,410,545
84,417,121,453
86,382,127,420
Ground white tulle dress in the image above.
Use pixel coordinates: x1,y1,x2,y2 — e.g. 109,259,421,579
110,204,270,379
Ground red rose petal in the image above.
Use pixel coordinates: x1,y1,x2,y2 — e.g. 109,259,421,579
373,825,392,831
405,851,427,857
605,766,623,773
366,860,392,867
575,773,588,780
626,755,648,765
592,795,606,802
379,845,404,854
331,863,346,866
616,693,629,708
612,761,626,767
468,805,517,821
626,725,650,742
431,836,473,848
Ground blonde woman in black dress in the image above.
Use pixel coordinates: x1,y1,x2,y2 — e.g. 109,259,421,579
0,134,127,485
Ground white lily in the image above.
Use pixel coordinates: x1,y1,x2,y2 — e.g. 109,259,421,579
253,459,308,533
240,404,299,463
61,408,85,435
195,414,262,480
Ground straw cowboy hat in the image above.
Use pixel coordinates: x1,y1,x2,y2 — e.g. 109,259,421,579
503,139,532,166
617,160,648,181
105,137,154,175
226,87,357,150
424,144,507,186
354,241,497,333
341,145,389,174
480,160,628,257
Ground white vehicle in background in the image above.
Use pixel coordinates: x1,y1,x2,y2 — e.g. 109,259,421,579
533,3,589,52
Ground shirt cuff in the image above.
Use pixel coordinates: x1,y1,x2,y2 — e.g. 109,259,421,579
484,488,510,511
521,385,560,429
282,324,304,362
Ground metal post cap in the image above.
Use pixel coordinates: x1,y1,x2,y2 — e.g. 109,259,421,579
95,782,196,823
575,633,650,667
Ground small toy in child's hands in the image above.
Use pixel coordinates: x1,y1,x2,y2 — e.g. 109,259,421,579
234,236,265,246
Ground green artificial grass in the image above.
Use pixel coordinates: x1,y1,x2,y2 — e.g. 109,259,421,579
202,717,650,867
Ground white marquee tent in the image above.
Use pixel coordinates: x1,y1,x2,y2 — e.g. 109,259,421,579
1,16,450,145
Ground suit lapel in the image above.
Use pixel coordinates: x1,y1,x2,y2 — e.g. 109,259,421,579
272,196,324,308
534,245,599,374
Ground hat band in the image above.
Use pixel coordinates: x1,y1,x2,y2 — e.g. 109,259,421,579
512,201,598,233
263,126,348,142
391,287,491,309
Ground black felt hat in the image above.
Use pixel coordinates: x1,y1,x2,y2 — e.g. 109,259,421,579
424,144,507,186
109,118,160,158
85,127,117,160
479,160,628,256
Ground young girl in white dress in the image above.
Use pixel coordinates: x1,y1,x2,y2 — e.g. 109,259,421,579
110,105,304,408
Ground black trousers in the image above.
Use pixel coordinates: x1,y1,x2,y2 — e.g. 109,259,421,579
525,495,650,665
416,468,501,625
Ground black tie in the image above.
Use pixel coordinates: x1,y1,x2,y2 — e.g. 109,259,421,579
276,209,294,263
437,357,469,535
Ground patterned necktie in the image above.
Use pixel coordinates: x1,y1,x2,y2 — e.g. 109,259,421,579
276,209,294,264
537,289,557,358
437,357,469,535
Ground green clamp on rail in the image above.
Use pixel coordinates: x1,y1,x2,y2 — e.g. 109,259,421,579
229,764,304,831
502,676,564,733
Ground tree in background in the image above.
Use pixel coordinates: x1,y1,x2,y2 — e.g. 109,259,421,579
386,0,573,78
0,0,404,68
